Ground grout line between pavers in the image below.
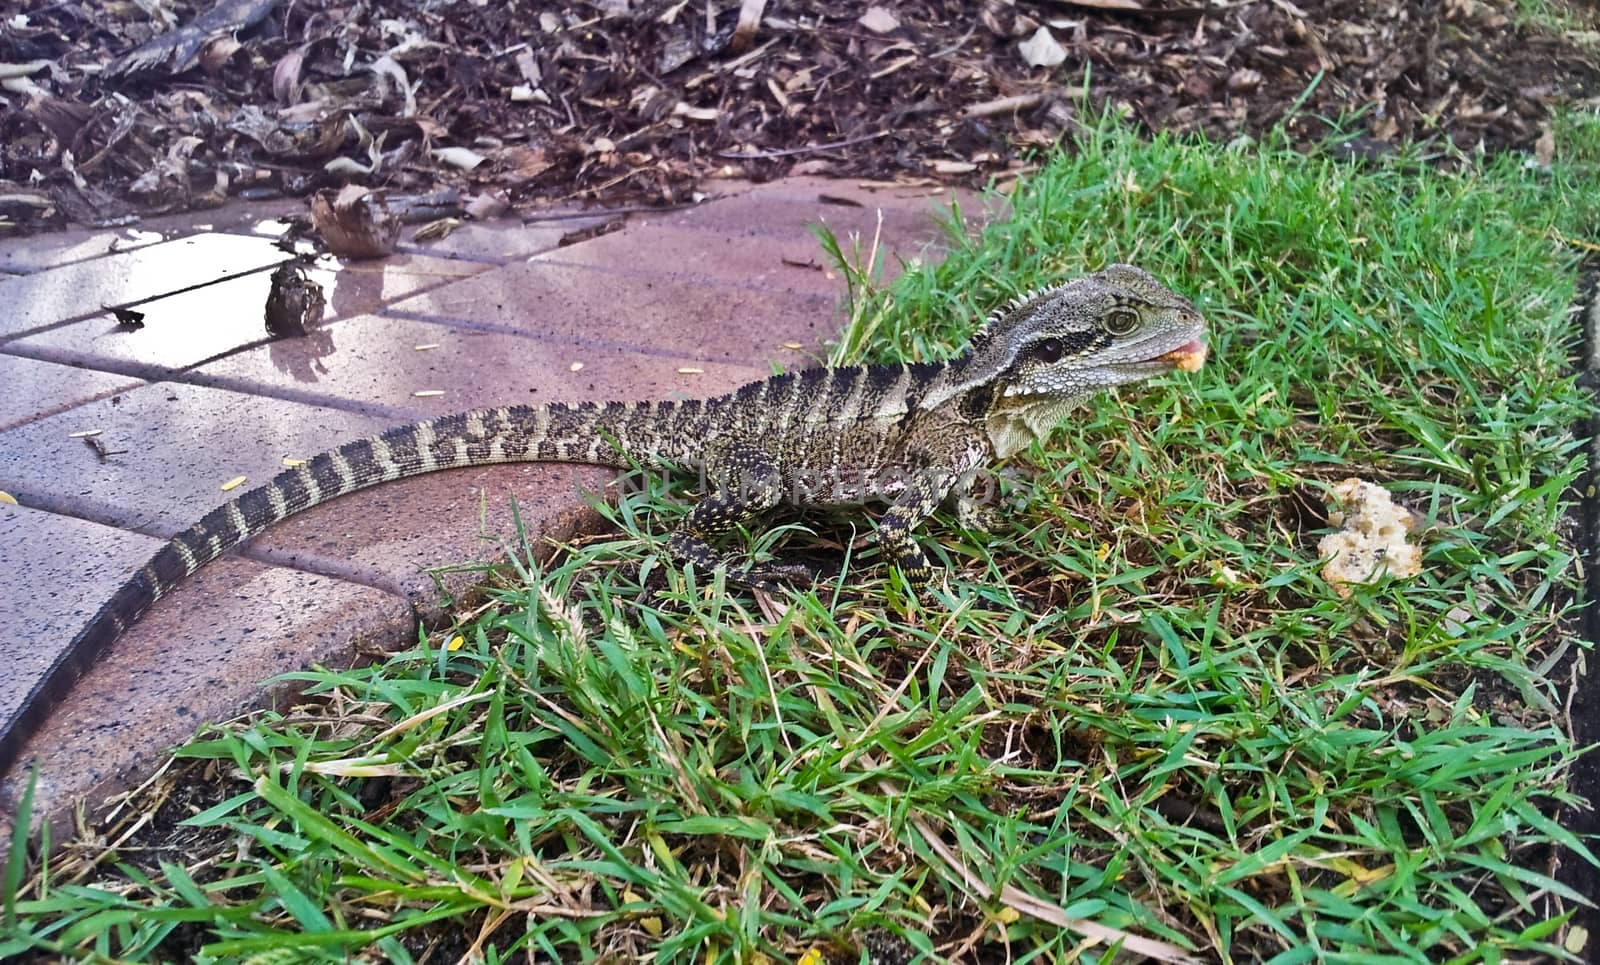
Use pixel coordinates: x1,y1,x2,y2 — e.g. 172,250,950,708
0,341,423,425
527,251,860,306
0,258,292,347
393,243,519,266
179,370,420,421
378,305,828,371
0,355,148,434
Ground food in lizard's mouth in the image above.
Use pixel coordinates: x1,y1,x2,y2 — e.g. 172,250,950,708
1159,339,1208,373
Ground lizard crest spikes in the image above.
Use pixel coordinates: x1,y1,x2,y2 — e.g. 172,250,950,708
0,264,1205,776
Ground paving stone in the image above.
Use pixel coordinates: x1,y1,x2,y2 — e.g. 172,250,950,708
651,178,979,256
531,223,853,301
0,233,291,341
0,502,410,832
398,219,585,263
389,258,838,369
0,381,395,537
0,353,143,433
248,461,616,613
192,312,769,417
0,227,169,277
4,253,487,378
0,198,301,276
0,504,161,731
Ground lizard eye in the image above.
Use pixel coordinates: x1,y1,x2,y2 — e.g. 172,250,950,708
1103,307,1141,336
1035,337,1065,363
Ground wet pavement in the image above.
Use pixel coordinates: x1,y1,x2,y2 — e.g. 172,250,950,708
0,177,980,832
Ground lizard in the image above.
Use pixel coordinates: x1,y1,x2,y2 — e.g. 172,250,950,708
0,263,1206,775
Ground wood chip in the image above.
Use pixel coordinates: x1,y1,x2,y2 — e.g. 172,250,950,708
570,361,584,372
781,341,803,350
68,429,103,439
414,389,446,397
413,343,440,351
220,475,248,492
282,456,307,468
730,0,767,54
859,6,900,33
677,366,704,374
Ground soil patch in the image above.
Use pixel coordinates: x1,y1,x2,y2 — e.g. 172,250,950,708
2,0,1597,231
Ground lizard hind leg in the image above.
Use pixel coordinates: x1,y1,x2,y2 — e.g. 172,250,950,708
665,443,804,590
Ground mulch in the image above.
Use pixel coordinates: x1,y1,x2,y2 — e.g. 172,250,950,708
2,0,1597,233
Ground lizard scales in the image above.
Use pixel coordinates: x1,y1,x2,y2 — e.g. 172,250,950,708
1,264,1206,774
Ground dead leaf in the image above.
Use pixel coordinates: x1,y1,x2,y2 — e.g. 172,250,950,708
370,55,417,117
433,147,486,170
1049,0,1144,8
515,48,542,86
496,145,553,183
858,6,900,33
200,35,242,75
1534,126,1556,166
1226,68,1264,93
273,47,307,105
310,186,401,259
673,102,720,122
0,60,52,80
731,0,767,53
1018,27,1067,68
465,193,509,219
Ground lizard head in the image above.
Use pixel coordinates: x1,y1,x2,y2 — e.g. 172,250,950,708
956,263,1207,458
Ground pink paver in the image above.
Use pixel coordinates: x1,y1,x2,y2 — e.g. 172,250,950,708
391,258,837,368
0,198,302,276
0,504,163,728
658,177,979,248
399,215,610,263
246,460,616,612
0,380,395,537
0,353,143,433
0,232,292,340
532,222,860,301
192,312,769,418
6,253,487,377
0,504,410,836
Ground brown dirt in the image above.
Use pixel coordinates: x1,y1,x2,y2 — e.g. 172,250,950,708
2,0,1598,232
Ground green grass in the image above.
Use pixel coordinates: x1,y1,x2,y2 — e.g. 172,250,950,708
7,116,1600,963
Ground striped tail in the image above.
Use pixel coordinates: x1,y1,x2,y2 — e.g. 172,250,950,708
1,398,701,775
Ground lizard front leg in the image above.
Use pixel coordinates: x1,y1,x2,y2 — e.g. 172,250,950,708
879,443,990,588
946,465,1001,532
666,442,801,587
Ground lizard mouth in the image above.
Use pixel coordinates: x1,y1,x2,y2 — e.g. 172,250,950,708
1157,339,1208,373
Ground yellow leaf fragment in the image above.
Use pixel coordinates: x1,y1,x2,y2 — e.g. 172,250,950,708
996,905,1021,924
621,889,662,936
0,491,16,505
1566,925,1588,955
220,475,247,491
447,634,464,652
677,366,704,375
68,429,102,439
414,389,445,398
796,951,825,965
413,343,441,351
282,456,307,468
